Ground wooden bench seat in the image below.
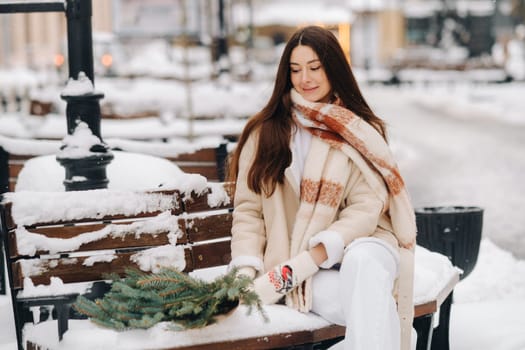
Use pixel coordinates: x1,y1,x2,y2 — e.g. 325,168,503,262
0,181,460,350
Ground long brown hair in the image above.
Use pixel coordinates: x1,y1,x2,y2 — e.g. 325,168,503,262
228,26,386,196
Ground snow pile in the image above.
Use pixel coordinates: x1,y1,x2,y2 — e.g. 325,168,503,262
23,304,332,349
4,190,178,226
130,245,187,273
14,151,188,192
454,239,525,303
61,72,95,96
18,257,78,280
207,182,231,208
157,173,209,198
413,245,461,304
57,122,106,159
17,278,91,298
83,254,117,267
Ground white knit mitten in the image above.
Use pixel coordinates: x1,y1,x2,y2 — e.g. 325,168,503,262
253,251,319,304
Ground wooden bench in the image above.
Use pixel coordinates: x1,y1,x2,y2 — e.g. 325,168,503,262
0,137,229,299
0,182,460,350
0,142,229,193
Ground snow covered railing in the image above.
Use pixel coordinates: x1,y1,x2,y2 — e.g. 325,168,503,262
0,183,461,350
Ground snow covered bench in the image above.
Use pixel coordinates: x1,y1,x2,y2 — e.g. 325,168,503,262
0,181,460,350
0,138,230,193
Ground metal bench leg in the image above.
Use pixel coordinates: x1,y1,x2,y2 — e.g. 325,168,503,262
413,313,434,350
13,301,28,350
431,291,454,350
55,302,72,340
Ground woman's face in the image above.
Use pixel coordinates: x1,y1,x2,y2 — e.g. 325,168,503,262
289,45,332,103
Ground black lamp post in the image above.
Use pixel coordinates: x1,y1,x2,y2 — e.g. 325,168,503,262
56,0,113,191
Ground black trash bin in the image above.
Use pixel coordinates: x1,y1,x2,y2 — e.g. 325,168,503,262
415,206,483,350
415,206,484,280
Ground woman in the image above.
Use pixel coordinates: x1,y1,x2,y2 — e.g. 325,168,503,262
228,26,417,350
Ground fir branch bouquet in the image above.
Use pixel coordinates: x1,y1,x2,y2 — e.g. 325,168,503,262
74,267,266,331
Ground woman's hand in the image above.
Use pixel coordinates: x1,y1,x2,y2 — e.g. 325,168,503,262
252,251,319,304
309,244,328,266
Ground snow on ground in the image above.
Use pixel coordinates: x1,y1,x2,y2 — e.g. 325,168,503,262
1,81,525,349
450,239,525,350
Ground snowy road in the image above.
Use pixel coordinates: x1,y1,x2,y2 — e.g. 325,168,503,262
365,86,525,259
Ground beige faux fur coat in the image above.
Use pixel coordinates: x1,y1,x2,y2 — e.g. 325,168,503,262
231,129,415,349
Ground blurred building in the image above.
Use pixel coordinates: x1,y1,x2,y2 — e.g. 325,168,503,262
0,1,112,69
0,0,522,73
346,1,405,69
402,0,516,57
0,1,234,76
231,0,405,69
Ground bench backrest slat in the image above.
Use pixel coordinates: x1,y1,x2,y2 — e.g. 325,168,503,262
166,148,218,162
11,249,194,289
185,213,232,242
7,218,189,258
191,240,231,270
2,189,184,228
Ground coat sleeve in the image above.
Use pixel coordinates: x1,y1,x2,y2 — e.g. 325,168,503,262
229,132,266,273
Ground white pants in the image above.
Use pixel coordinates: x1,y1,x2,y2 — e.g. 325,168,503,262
311,237,402,350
